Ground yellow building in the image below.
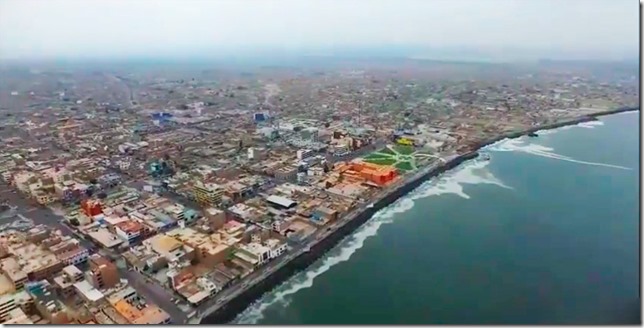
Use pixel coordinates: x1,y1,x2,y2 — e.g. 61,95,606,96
396,137,414,146
192,182,224,206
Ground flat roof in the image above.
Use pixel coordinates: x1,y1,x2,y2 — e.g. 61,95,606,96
87,229,123,248
62,265,82,277
73,280,104,302
266,195,296,208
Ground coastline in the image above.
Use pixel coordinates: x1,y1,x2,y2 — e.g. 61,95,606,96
199,106,639,324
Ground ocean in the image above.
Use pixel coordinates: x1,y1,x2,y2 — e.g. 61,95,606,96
232,111,640,325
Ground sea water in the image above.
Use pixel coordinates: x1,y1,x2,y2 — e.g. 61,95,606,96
233,111,640,325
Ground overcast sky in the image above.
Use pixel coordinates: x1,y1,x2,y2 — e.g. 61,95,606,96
0,0,639,61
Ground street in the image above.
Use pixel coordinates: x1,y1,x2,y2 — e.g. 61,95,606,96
121,269,187,324
194,156,446,321
0,150,445,324
0,181,188,323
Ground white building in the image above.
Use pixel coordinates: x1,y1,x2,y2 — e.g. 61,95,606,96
237,242,272,266
296,149,314,161
248,147,266,160
73,280,105,305
60,248,89,266
265,239,287,259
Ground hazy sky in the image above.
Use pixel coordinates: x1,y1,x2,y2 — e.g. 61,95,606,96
0,0,639,61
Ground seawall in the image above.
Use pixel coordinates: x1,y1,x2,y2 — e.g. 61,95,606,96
201,151,478,324
200,106,639,324
472,106,638,150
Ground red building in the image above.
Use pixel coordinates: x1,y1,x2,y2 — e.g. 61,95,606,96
81,199,103,217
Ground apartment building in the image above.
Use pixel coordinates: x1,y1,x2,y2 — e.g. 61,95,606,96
192,181,224,206
87,254,120,290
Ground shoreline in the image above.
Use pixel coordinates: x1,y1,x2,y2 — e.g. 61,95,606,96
199,106,639,324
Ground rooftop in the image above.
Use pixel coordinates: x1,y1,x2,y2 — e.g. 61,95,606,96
266,195,297,208
73,280,105,302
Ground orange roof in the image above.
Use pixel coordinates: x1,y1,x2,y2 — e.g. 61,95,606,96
113,300,143,323
116,220,143,233
132,306,170,325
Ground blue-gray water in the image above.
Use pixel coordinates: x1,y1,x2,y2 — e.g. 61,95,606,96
234,112,640,325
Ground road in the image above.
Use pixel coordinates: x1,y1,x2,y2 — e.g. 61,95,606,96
195,156,447,321
121,269,188,323
0,181,188,323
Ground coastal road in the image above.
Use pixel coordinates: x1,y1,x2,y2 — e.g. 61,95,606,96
195,158,447,322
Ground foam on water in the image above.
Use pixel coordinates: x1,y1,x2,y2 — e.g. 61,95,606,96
408,159,511,200
577,120,605,129
610,110,639,117
233,158,508,324
487,138,631,170
233,198,413,324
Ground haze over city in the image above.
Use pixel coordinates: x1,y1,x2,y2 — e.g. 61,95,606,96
0,0,638,61
0,0,639,325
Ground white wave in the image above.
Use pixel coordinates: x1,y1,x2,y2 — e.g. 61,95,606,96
611,110,639,117
535,129,556,135
577,120,605,129
233,158,510,324
529,119,609,136
488,138,631,170
408,159,512,200
234,198,413,324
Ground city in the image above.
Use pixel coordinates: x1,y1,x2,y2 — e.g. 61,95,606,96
0,58,638,324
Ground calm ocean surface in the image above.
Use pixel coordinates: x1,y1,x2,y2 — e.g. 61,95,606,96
233,111,640,325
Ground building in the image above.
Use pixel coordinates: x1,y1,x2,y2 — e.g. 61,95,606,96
395,137,414,146
33,190,55,205
342,161,399,186
115,220,143,245
74,280,105,306
0,290,32,324
30,281,69,324
166,228,230,267
193,182,224,207
87,254,119,290
296,149,314,161
2,307,32,324
144,234,195,265
235,242,270,266
87,228,123,249
274,166,297,182
310,206,339,224
81,199,103,217
108,291,170,324
266,195,297,210
132,305,171,324
205,207,226,230
0,293,17,321
264,239,288,259
0,257,27,291
56,246,89,266
247,147,266,161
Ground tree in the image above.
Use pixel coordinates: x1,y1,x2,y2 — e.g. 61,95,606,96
226,249,237,261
